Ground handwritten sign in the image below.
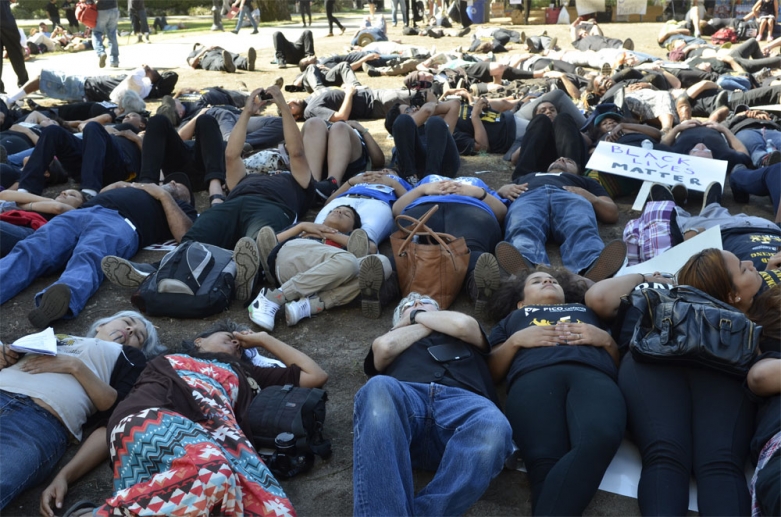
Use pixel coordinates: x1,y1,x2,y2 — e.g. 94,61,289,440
586,141,727,192
616,0,647,16
575,0,605,15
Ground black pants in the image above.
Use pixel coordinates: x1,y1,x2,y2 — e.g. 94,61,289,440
19,123,132,194
0,1,29,93
506,363,626,515
207,107,284,150
404,201,502,274
300,0,312,24
65,8,80,31
573,34,624,51
392,115,460,180
199,49,249,71
129,8,149,34
138,114,226,191
325,0,344,34
728,38,781,72
302,62,359,92
513,113,587,179
618,355,755,516
458,0,471,28
212,0,222,26
272,30,314,64
756,452,781,517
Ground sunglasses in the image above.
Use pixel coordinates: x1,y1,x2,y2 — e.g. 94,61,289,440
413,80,433,90
400,297,438,312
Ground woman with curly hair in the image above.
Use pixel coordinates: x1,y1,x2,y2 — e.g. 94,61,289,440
486,267,626,515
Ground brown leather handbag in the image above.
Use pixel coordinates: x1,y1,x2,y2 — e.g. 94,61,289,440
390,205,471,309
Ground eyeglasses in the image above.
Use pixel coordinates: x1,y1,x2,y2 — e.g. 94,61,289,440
400,297,438,312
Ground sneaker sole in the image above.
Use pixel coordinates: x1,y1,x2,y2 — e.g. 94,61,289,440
99,54,107,68
28,283,71,328
233,237,260,303
474,253,500,315
495,241,531,276
247,47,256,71
347,229,370,258
256,226,278,287
223,50,236,73
359,255,384,319
101,256,148,288
584,240,627,282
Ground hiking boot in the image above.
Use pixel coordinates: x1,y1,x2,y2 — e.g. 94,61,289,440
760,149,781,166
359,255,385,318
223,50,236,73
314,177,339,203
28,284,71,328
495,241,534,276
256,226,278,287
583,240,627,282
247,47,256,71
649,183,675,202
347,228,370,258
473,252,501,315
101,256,155,288
233,237,260,303
248,288,280,331
286,296,324,326
622,38,634,50
701,181,722,211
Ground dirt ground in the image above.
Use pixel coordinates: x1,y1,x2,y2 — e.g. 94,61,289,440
1,11,774,516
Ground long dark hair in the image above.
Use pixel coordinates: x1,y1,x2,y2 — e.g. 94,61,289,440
486,266,589,321
179,319,254,365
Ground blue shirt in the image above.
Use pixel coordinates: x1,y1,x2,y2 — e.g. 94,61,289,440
403,175,506,219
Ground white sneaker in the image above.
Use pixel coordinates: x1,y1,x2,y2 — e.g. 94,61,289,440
285,298,312,326
248,288,280,331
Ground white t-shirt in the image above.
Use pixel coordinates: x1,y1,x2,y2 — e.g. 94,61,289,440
110,67,153,104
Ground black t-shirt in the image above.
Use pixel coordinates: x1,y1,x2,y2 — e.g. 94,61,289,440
56,102,116,123
303,89,374,121
319,52,365,69
514,171,610,197
84,75,126,102
83,187,197,248
364,330,500,405
722,226,781,270
758,270,781,296
453,105,517,154
489,303,617,388
671,126,752,171
97,0,118,9
747,351,781,465
180,87,242,120
227,173,315,221
0,130,36,154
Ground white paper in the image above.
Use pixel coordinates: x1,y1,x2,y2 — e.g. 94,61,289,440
9,327,58,356
576,0,606,15
616,0,647,15
616,225,723,277
586,141,727,193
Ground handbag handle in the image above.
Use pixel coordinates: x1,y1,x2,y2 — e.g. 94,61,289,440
394,205,461,258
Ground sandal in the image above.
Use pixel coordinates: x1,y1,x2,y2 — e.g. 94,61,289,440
62,500,98,517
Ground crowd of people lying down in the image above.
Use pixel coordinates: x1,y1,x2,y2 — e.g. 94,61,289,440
1,6,781,516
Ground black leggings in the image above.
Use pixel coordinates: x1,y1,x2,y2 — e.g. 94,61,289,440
513,112,587,179
325,0,343,34
618,354,755,516
505,363,626,515
404,201,502,274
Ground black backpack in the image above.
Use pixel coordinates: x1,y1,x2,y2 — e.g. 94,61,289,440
247,385,331,478
131,241,235,318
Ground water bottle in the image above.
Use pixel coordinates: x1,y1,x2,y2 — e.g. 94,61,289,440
641,139,653,150
763,128,776,154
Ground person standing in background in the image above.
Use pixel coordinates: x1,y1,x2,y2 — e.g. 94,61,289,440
45,0,61,28
325,0,345,36
0,0,29,94
231,0,259,34
211,0,225,31
93,0,120,68
128,0,150,43
62,0,80,32
299,0,312,27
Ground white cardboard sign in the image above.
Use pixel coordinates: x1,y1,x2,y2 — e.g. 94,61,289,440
586,141,727,192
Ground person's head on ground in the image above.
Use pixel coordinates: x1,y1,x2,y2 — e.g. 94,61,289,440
488,266,588,320
533,101,558,122
548,157,580,174
161,173,195,206
392,292,440,327
119,90,147,116
688,142,713,158
403,71,434,91
88,310,163,356
183,319,251,359
142,64,161,83
589,74,614,97
384,102,418,134
323,205,361,234
120,112,147,130
298,55,318,71
54,188,85,208
287,98,306,120
678,249,762,312
591,111,623,139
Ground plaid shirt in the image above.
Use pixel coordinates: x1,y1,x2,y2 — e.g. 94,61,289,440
752,430,781,517
623,201,676,266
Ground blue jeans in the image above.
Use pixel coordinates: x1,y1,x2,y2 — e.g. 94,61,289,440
736,128,781,166
353,377,513,516
233,4,258,32
93,7,119,64
351,28,388,46
0,206,139,317
717,74,751,92
730,163,781,213
7,147,33,167
504,185,604,273
390,0,408,25
392,115,461,180
0,221,34,256
0,390,69,510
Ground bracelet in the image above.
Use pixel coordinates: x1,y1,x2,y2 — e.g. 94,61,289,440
409,309,423,325
347,179,353,187
683,227,701,235
478,188,488,201
209,194,226,204
29,202,34,211
638,273,647,284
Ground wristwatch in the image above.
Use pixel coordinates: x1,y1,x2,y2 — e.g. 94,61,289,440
409,309,424,325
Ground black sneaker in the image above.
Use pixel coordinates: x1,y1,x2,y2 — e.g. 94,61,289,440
729,166,750,203
473,252,501,315
649,183,675,202
284,84,306,92
223,50,236,73
28,283,71,328
495,241,534,276
701,181,722,211
101,256,156,288
314,177,338,203
671,183,688,206
367,68,381,77
583,240,627,282
247,47,256,71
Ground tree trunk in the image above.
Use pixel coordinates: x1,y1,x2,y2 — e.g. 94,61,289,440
260,0,291,21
